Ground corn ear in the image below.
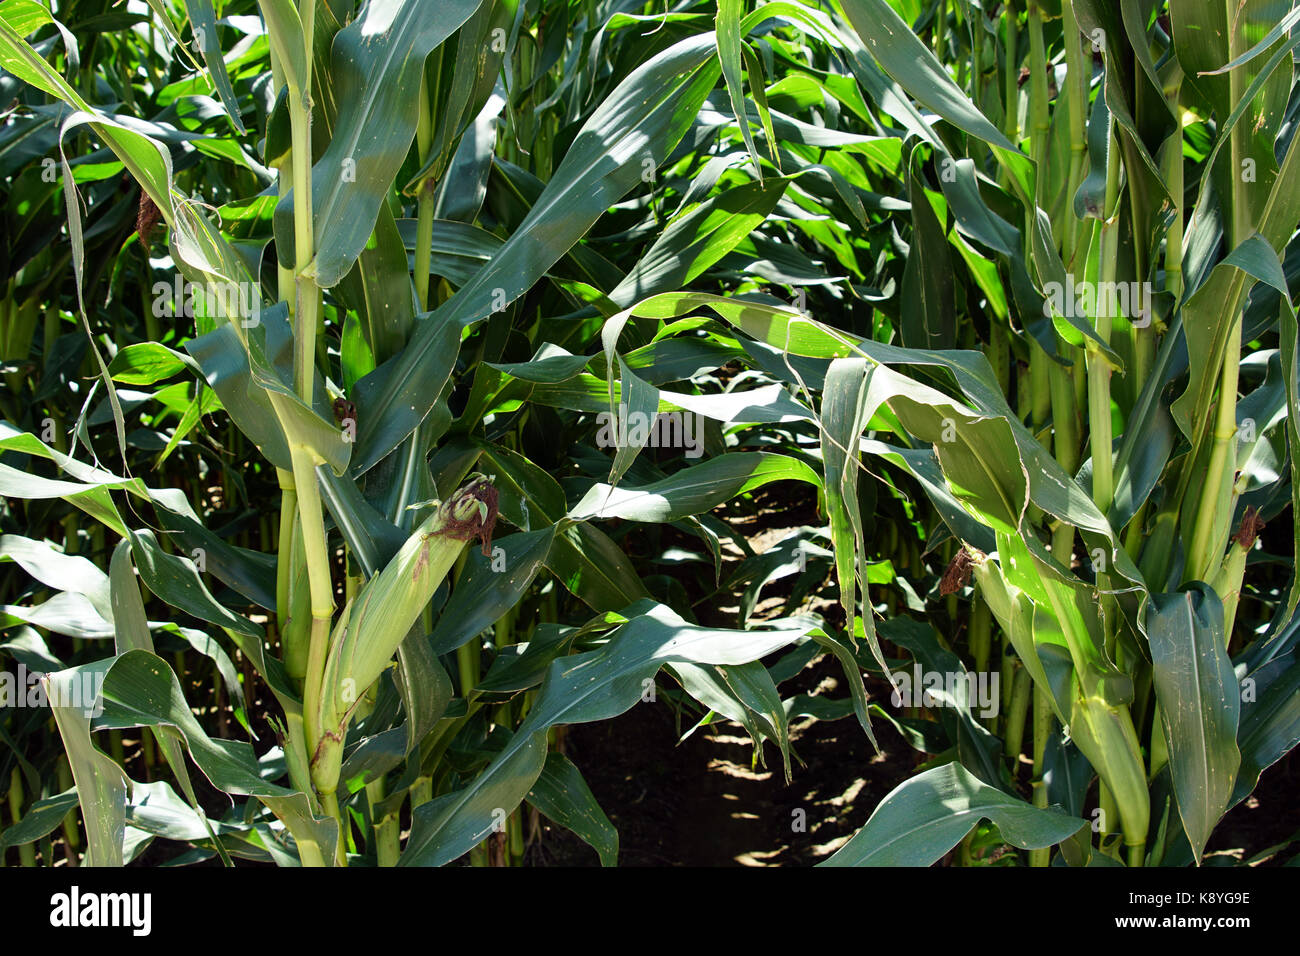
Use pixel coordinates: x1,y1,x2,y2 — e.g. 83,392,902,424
309,476,497,792
1069,685,1150,853
975,546,1150,853
281,561,312,684
1211,508,1262,648
969,549,1013,627
1211,542,1248,647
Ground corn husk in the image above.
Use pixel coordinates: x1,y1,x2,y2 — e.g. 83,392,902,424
310,476,496,792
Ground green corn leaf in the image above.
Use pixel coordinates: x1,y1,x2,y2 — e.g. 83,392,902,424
126,528,261,639
821,761,1086,866
717,0,762,181
429,527,557,655
110,541,232,865
568,452,821,523
545,522,651,612
179,0,245,133
277,0,484,287
1231,650,1300,809
1146,586,1241,863
0,533,112,622
835,0,1021,160
350,34,722,474
44,660,125,867
525,752,620,867
394,630,454,757
95,649,338,865
400,604,834,866
900,149,955,350
0,788,79,854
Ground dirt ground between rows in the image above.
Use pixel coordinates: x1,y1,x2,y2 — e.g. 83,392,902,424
533,659,1299,867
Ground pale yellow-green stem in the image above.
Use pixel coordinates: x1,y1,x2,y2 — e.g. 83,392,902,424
277,0,343,865
1185,332,1242,582
1050,339,1080,565
289,120,318,398
1163,86,1184,304
293,449,334,718
1000,632,1015,718
1086,344,1114,515
1225,18,1252,255
414,79,436,311
1070,317,1088,413
1097,781,1118,857
509,807,525,864
968,597,992,679
1089,132,1122,515
1029,341,1051,442
57,757,79,864
1029,685,1054,866
1149,703,1168,778
268,42,293,301
283,0,320,398
269,30,308,695
1031,401,1075,866
1185,12,1253,582
1123,499,1149,561
1172,260,1252,582
275,467,311,684
7,768,35,867
1005,663,1031,766
289,450,337,859
453,548,480,700
1002,0,1020,145
1026,0,1050,209
368,776,400,866
282,711,318,813
1060,1,1088,265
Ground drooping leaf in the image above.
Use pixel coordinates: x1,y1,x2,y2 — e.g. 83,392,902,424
822,762,1085,867
525,752,619,867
